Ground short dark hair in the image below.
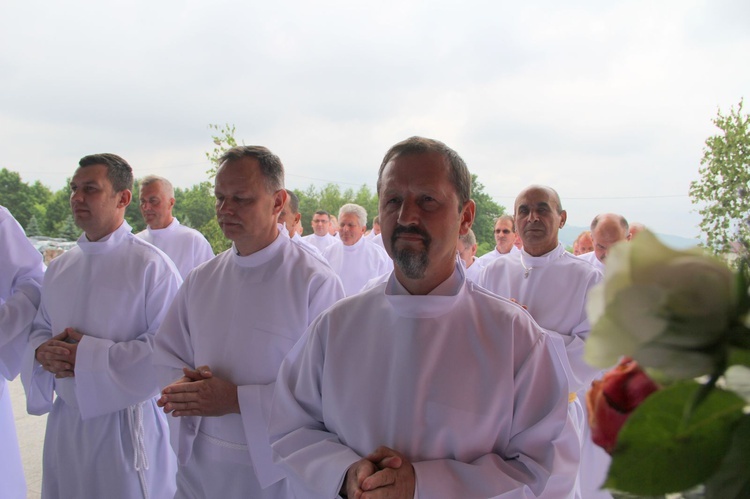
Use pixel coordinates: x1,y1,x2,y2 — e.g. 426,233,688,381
314,210,330,220
285,189,300,214
377,136,471,209
217,146,284,193
78,153,133,192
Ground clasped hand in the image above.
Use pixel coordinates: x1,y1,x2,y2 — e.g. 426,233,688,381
35,328,83,378
157,365,240,417
342,446,416,498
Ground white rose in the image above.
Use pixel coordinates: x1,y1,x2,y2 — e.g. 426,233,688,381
585,230,735,379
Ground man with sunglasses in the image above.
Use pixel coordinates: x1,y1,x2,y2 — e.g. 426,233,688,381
478,214,518,265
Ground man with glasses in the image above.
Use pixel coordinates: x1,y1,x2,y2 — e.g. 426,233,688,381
302,210,338,252
478,214,518,265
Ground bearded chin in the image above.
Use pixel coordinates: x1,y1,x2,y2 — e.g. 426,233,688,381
393,247,429,279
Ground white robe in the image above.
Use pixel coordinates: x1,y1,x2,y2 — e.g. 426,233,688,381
322,237,392,296
136,218,214,279
477,246,512,265
270,264,573,498
22,221,181,499
461,255,485,283
577,250,604,273
478,243,611,499
0,206,45,499
302,232,337,253
152,233,345,498
370,232,385,249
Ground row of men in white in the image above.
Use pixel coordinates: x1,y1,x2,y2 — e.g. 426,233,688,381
0,137,623,498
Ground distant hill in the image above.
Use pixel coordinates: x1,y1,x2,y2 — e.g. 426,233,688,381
559,225,701,250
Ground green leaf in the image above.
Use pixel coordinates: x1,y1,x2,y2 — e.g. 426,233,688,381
728,345,750,368
605,381,745,495
704,415,750,499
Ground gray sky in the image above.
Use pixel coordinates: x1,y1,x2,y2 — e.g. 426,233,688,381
2,0,748,239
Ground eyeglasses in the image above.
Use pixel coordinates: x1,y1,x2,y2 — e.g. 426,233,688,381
494,229,512,234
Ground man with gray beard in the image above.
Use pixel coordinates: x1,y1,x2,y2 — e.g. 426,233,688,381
269,137,573,498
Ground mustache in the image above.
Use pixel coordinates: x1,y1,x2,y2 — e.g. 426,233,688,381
391,225,431,246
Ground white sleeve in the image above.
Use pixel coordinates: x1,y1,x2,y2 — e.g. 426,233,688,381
72,270,181,419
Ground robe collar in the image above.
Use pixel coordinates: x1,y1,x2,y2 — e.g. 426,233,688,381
231,226,285,268
77,220,131,255
384,261,465,318
145,217,179,236
342,236,366,252
519,241,566,268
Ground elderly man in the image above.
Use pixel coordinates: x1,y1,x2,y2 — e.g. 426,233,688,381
478,185,608,498
153,146,344,498
478,214,518,265
302,210,338,252
456,228,483,282
322,203,391,296
136,175,214,279
23,154,181,498
1,206,45,499
270,137,572,498
579,213,630,272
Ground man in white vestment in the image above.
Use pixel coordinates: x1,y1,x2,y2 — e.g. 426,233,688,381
478,214,518,265
573,230,594,256
478,185,609,499
578,213,630,273
136,175,214,279
279,189,324,258
322,203,392,296
302,210,338,252
365,215,381,239
456,228,484,282
24,153,181,498
153,146,345,498
0,206,45,499
270,137,573,498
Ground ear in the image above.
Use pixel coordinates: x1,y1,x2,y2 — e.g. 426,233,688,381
271,189,286,217
458,199,476,236
294,213,301,225
169,197,176,210
118,189,132,208
559,210,567,228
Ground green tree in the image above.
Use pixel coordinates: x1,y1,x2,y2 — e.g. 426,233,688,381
294,183,379,235
205,123,239,178
0,168,53,229
689,99,750,255
26,215,42,236
174,182,216,231
45,185,72,236
471,174,506,255
124,179,146,233
58,214,80,241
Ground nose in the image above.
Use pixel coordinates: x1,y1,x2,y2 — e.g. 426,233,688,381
70,189,84,204
397,197,419,226
216,198,232,215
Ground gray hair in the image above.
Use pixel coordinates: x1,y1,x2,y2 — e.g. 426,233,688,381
338,203,367,227
458,228,477,247
590,213,629,233
377,136,472,209
494,214,515,232
218,146,284,193
140,175,174,198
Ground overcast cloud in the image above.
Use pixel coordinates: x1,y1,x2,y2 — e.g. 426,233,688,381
2,0,749,239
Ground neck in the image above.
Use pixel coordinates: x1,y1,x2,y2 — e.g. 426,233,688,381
234,227,280,256
394,260,454,295
524,241,558,257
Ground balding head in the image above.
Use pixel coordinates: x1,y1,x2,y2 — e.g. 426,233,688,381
590,213,630,263
514,185,566,256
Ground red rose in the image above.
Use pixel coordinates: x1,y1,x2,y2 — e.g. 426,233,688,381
587,357,660,454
